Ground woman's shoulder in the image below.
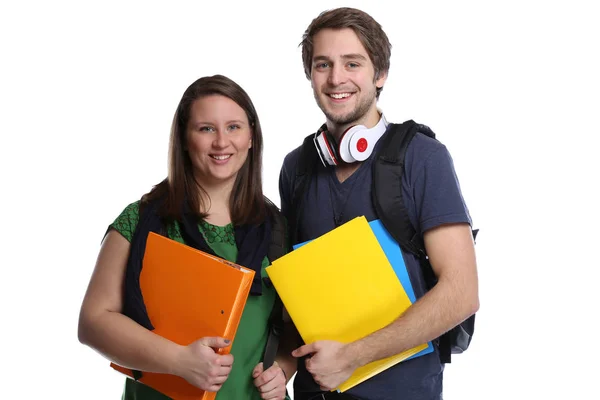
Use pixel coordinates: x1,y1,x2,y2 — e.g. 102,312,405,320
109,200,141,242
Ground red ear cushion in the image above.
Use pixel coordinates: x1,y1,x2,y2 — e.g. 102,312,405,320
356,138,368,153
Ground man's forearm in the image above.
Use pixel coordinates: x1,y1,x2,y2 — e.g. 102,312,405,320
347,277,478,367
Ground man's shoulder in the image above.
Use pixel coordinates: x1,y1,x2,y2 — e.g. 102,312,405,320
378,122,446,161
407,131,447,157
402,130,450,173
281,142,306,173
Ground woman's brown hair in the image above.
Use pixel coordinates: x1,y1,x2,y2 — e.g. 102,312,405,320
142,75,267,225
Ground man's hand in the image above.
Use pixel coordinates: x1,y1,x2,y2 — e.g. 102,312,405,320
292,340,358,391
252,361,287,400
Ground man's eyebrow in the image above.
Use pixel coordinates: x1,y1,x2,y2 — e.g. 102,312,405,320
342,54,367,61
312,54,368,62
312,55,330,63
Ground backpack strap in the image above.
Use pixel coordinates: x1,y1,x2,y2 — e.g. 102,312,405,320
373,121,436,258
374,121,477,364
262,204,287,369
373,121,451,361
289,133,319,246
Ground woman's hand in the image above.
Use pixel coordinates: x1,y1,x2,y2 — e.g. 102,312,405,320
252,361,287,400
175,336,234,392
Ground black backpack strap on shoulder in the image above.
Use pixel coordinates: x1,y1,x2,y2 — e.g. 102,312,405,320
289,133,319,246
373,120,434,258
266,202,287,263
262,204,287,369
373,121,476,364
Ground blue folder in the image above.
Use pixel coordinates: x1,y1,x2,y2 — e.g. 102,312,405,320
367,220,433,360
293,219,434,361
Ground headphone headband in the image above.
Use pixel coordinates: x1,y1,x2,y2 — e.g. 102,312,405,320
313,114,388,166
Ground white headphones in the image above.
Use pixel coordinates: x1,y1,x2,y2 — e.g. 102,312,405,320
313,114,389,166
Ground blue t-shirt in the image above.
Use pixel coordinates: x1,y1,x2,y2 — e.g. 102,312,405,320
278,128,472,400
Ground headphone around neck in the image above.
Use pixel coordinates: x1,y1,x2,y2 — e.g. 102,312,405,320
313,114,389,166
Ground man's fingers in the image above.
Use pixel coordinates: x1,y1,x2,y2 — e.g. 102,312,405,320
292,342,318,357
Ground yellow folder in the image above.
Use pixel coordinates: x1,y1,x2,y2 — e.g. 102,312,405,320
265,216,427,392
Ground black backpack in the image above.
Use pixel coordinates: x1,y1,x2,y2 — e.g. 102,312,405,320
288,120,477,364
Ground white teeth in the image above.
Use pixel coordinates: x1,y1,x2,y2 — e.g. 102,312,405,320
211,155,231,160
330,93,351,99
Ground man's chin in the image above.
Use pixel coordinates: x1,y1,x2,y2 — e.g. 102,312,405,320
324,111,359,126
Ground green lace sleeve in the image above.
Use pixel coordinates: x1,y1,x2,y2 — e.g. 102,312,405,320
109,201,140,242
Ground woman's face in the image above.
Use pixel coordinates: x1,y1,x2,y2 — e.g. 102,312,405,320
185,95,252,188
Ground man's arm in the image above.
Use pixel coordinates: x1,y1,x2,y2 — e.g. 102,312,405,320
348,222,478,364
293,223,478,390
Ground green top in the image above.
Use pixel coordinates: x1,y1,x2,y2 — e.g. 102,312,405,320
110,201,287,400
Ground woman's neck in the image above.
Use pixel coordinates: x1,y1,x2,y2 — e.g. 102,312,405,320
197,179,234,226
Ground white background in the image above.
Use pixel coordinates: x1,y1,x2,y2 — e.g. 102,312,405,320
1,0,598,398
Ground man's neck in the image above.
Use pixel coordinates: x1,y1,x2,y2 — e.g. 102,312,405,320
327,108,382,141
335,161,362,183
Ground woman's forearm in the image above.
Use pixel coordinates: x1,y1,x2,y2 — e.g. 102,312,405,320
78,309,183,375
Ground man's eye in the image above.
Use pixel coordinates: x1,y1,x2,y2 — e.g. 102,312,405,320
348,62,359,68
315,62,329,69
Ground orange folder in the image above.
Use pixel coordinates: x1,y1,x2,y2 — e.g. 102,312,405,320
111,232,255,400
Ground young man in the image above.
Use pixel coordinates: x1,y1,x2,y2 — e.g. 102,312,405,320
278,7,479,400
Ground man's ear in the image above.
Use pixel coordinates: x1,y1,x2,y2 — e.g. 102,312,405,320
375,70,388,89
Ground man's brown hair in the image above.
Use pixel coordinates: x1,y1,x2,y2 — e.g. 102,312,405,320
300,7,392,97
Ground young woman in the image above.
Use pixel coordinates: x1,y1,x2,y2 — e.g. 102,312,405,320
79,75,293,400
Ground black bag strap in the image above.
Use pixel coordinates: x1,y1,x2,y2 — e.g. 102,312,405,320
266,202,287,262
373,121,436,258
262,205,288,369
374,121,479,364
262,134,317,370
289,133,319,246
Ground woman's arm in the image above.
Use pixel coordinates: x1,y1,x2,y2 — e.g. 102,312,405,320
78,230,233,391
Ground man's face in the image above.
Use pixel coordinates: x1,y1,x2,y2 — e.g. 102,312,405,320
310,28,387,132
